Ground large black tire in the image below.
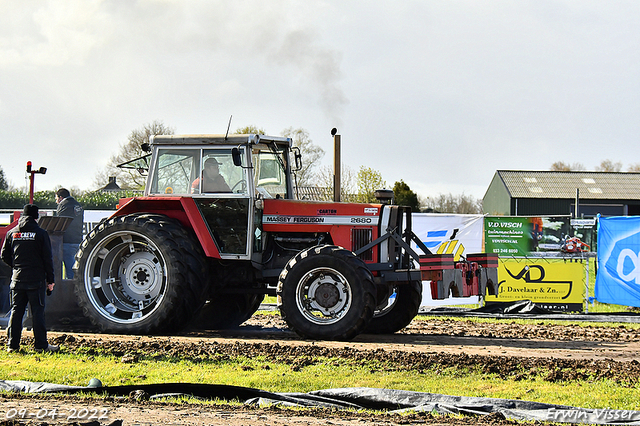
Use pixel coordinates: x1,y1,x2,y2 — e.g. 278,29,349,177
364,281,422,334
194,293,265,330
73,214,208,334
277,245,376,341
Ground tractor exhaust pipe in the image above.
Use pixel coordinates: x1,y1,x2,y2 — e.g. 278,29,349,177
332,128,341,202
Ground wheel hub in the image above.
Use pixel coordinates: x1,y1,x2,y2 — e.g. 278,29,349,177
314,283,340,309
135,269,149,283
120,252,163,303
297,268,352,324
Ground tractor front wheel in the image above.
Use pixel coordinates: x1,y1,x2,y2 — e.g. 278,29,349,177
277,245,376,341
365,281,422,334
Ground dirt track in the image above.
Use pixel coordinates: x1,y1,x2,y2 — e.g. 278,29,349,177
3,314,640,425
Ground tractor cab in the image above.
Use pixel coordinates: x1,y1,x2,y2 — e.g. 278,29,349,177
138,134,296,199
121,134,297,258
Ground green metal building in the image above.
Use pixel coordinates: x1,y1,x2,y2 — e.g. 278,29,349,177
483,170,640,217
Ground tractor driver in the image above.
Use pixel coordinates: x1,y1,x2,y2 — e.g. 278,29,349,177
191,157,231,193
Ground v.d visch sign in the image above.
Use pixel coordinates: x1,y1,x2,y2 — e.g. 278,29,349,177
484,217,531,256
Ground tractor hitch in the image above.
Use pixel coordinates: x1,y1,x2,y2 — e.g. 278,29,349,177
419,253,499,300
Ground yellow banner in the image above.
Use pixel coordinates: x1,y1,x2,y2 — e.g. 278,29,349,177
485,259,585,305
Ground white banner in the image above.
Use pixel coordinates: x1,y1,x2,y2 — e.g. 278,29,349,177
411,213,485,307
82,210,115,236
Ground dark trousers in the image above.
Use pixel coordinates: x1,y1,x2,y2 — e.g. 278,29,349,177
0,277,10,313
7,287,48,350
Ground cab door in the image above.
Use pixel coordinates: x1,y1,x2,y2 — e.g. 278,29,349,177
193,147,253,259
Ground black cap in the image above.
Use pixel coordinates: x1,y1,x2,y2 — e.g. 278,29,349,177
23,204,39,219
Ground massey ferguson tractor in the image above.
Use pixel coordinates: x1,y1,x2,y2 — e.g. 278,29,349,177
72,134,498,340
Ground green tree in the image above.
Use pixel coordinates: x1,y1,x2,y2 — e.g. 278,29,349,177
281,127,325,187
0,166,8,191
235,125,267,135
94,120,175,190
356,166,386,203
393,180,420,211
0,190,28,209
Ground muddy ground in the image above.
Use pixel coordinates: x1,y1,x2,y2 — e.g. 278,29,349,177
2,313,640,425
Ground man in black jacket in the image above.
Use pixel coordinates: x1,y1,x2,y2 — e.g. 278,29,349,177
55,188,84,279
1,204,58,353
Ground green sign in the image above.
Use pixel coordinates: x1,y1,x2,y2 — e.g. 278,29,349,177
485,217,531,256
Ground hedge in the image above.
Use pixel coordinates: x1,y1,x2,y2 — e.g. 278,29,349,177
0,190,141,210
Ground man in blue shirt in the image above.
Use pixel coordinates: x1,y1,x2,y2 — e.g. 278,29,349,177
55,188,84,279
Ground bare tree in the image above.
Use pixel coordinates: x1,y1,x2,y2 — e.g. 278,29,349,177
628,163,640,172
281,127,325,187
421,193,482,214
550,161,585,171
234,126,325,188
94,120,174,190
595,159,623,172
315,164,356,201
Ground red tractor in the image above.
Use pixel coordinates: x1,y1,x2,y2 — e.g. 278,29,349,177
71,134,497,340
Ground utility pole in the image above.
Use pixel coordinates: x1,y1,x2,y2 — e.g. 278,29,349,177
26,161,47,204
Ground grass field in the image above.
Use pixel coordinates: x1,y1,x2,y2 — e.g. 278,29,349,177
1,340,639,410
2,310,640,411
4,260,638,411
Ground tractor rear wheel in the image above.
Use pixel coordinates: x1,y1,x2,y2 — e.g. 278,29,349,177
194,293,265,330
364,281,422,334
73,214,208,334
277,245,376,341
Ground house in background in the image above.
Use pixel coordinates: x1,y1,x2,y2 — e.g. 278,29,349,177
483,170,640,217
99,176,121,192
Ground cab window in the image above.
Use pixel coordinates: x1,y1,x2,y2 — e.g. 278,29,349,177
150,149,199,195
193,149,247,194
252,149,287,198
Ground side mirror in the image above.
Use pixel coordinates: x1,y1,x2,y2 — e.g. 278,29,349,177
232,147,243,166
292,147,302,171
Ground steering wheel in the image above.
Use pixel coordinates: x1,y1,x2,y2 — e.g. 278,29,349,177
231,179,247,193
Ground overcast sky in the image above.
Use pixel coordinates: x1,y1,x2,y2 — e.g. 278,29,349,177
1,1,639,201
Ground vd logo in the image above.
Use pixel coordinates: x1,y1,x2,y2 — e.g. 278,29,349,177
614,249,640,284
502,264,573,299
605,231,640,285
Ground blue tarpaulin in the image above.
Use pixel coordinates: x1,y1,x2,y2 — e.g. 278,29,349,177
595,216,640,307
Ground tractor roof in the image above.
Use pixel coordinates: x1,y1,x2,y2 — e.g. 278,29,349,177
150,134,291,147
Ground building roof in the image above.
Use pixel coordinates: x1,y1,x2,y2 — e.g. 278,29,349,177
100,176,121,192
496,170,640,199
296,186,332,201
